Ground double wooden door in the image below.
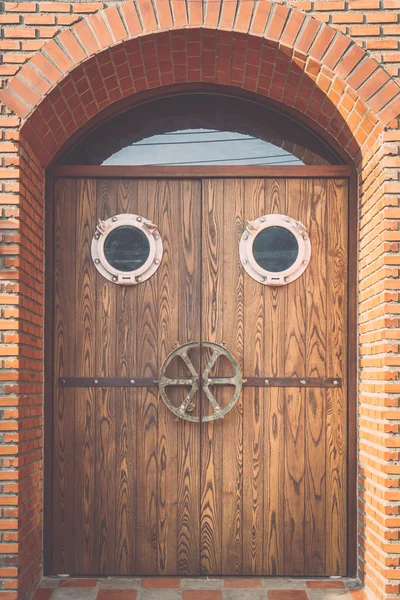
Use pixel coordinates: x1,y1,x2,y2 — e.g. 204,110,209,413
52,175,348,577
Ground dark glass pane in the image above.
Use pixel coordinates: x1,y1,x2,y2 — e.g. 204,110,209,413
104,226,150,272
61,94,342,165
253,226,299,272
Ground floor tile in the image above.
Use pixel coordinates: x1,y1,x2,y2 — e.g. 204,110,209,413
224,578,263,588
137,591,182,600
141,579,181,589
181,579,223,590
97,590,138,600
182,592,222,600
349,591,367,600
58,579,98,588
306,591,352,600
307,581,346,589
222,591,267,600
343,580,361,591
51,589,98,600
33,589,54,600
40,578,61,589
267,592,308,600
263,579,307,590
98,579,142,589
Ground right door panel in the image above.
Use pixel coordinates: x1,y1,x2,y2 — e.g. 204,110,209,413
200,177,348,577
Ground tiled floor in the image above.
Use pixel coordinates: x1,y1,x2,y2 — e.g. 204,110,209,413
34,577,367,600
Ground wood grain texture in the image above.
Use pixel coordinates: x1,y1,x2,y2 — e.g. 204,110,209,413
200,178,223,574
74,178,97,573
242,178,266,575
52,178,76,574
94,179,117,573
304,180,327,576
263,179,286,576
176,180,201,575
115,179,138,574
326,179,348,575
283,179,308,576
52,175,348,577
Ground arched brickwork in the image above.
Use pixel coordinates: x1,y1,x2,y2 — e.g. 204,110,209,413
0,2,399,600
1,0,399,165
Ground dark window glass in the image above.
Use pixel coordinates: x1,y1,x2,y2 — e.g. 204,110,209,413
61,94,343,166
104,226,150,272
253,226,299,272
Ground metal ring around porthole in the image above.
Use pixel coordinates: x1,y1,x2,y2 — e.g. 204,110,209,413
239,214,311,286
91,214,163,285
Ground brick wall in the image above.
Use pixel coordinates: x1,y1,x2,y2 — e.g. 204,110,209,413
0,1,399,599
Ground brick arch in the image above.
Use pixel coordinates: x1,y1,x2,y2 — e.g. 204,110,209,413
0,3,399,600
0,0,399,167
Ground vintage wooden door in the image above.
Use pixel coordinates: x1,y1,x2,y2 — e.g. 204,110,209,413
51,174,348,577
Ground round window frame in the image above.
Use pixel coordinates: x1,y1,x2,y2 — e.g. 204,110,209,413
91,213,163,285
239,214,311,286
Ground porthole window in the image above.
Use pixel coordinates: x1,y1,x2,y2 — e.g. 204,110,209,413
239,214,311,286
91,214,163,285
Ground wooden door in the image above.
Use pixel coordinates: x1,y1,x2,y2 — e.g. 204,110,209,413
200,177,348,576
51,174,348,577
52,177,201,575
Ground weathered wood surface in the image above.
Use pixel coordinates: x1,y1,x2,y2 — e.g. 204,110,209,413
52,176,348,576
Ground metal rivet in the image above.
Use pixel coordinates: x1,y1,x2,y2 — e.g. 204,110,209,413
130,379,135,384
303,234,308,240
243,234,248,240
112,276,118,282
136,276,142,282
137,216,142,222
260,277,266,282
285,218,290,222
265,379,270,385
94,233,100,240
95,258,100,264
260,217,266,222
154,234,160,240
61,379,66,384
333,380,339,385
112,217,118,222
302,260,307,265
242,259,248,265
300,379,306,385
284,276,290,282
94,379,99,384
154,258,160,265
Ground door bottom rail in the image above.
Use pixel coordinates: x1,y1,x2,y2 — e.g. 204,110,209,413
58,376,342,388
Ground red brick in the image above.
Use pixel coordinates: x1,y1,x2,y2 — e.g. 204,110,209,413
73,2,104,13
120,2,143,36
103,6,127,42
73,20,100,55
58,29,87,64
4,2,36,11
4,28,35,39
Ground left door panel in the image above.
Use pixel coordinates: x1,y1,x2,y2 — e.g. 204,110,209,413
52,178,202,575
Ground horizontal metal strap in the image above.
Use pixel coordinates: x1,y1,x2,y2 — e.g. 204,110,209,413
59,377,158,387
244,377,342,388
59,376,341,388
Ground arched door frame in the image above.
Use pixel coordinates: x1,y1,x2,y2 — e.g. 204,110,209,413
44,85,358,577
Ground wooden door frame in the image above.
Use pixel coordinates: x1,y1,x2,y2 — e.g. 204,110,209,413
43,164,358,577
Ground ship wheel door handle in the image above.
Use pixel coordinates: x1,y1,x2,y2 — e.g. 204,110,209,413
159,341,243,423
